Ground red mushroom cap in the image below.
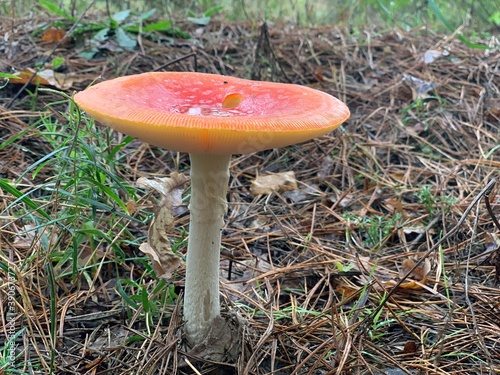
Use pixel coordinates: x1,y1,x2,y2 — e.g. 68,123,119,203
74,72,350,154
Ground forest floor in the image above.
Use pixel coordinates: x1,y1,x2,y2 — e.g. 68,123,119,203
1,10,500,375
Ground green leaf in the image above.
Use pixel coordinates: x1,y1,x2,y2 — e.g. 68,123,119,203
46,262,58,344
0,179,51,220
204,5,224,17
109,18,119,30
0,72,21,80
108,135,135,158
126,334,146,343
187,16,211,26
51,57,65,70
78,49,98,60
116,27,137,50
488,11,500,26
142,20,173,32
112,9,131,23
53,188,135,221
38,0,72,20
168,28,191,39
81,176,128,213
0,122,35,150
125,19,173,33
485,144,500,159
140,8,157,21
0,73,19,89
116,280,139,309
77,227,110,241
92,28,109,42
141,287,150,313
18,146,69,182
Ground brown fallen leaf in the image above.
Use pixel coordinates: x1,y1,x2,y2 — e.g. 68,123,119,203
486,99,500,123
400,340,417,355
41,27,66,43
223,256,272,297
486,233,500,281
250,171,298,195
396,257,431,290
317,155,334,178
126,200,138,215
12,68,73,90
12,224,44,251
402,74,437,100
335,283,359,298
383,197,407,217
400,257,431,280
137,173,188,279
422,49,448,64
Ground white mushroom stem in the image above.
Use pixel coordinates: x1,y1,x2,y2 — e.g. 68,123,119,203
183,152,231,345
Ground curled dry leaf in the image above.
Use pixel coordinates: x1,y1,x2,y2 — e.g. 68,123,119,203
335,283,359,298
12,68,73,90
400,257,431,280
41,27,67,43
383,197,407,217
137,172,188,279
88,326,128,352
126,200,138,215
485,233,500,281
250,171,298,195
224,256,273,297
317,155,335,178
283,183,320,203
394,257,431,290
486,99,500,122
12,225,38,250
422,49,448,64
400,340,418,355
402,74,437,100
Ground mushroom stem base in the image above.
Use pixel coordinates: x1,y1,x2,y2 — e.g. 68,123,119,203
184,153,231,346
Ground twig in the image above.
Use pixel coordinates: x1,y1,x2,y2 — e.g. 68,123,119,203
152,53,198,73
251,22,290,82
463,199,494,372
184,357,202,375
484,184,500,232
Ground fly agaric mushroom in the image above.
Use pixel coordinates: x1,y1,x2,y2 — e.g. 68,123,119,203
74,72,350,345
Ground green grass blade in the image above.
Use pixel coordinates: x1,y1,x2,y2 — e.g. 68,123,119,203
0,123,37,151
38,0,73,20
116,280,139,309
428,0,490,50
81,176,129,213
0,179,51,220
45,262,57,374
18,146,69,181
